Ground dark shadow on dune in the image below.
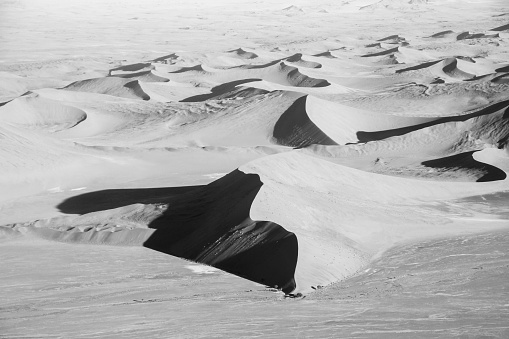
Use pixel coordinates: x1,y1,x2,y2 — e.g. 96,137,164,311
170,64,206,73
421,151,507,182
181,78,264,102
442,58,474,79
395,60,441,73
286,68,330,87
110,70,169,82
490,23,509,31
456,32,497,40
357,100,509,144
492,73,509,84
242,59,283,69
124,80,151,100
152,53,179,63
57,186,203,215
273,96,337,148
495,65,509,73
429,30,454,38
286,53,322,69
313,51,336,58
361,47,399,57
378,34,400,41
109,62,152,75
144,170,298,293
227,48,258,59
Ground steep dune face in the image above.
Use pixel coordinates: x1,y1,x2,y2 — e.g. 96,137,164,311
144,170,298,293
111,70,170,83
272,96,337,148
226,48,259,59
285,53,322,69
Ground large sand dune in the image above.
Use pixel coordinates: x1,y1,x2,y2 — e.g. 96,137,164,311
1,0,509,336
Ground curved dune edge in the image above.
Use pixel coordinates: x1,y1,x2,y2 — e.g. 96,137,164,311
0,93,87,132
272,96,337,148
63,77,150,100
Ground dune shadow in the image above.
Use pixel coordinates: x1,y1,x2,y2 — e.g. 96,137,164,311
356,100,509,143
57,186,202,215
273,96,337,148
395,60,441,74
144,170,298,293
421,151,507,182
361,47,399,57
180,78,263,102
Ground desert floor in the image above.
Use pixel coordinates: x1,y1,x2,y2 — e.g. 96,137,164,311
1,0,509,337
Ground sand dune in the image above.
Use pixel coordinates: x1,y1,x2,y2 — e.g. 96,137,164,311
63,77,150,100
429,30,455,38
490,23,509,31
285,53,322,69
226,48,259,60
111,70,170,83
0,93,87,132
361,46,399,57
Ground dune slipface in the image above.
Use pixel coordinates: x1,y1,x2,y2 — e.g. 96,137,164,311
63,77,150,100
272,96,337,148
144,170,298,293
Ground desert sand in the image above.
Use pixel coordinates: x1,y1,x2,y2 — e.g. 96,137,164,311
1,0,509,337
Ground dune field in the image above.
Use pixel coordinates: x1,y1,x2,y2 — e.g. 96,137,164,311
1,0,509,337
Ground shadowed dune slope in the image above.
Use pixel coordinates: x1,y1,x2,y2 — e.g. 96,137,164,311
62,77,150,100
356,100,509,144
57,186,203,215
227,48,259,59
361,47,399,57
491,23,509,31
421,151,507,182
285,53,322,69
272,96,337,148
143,170,298,294
111,71,169,83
